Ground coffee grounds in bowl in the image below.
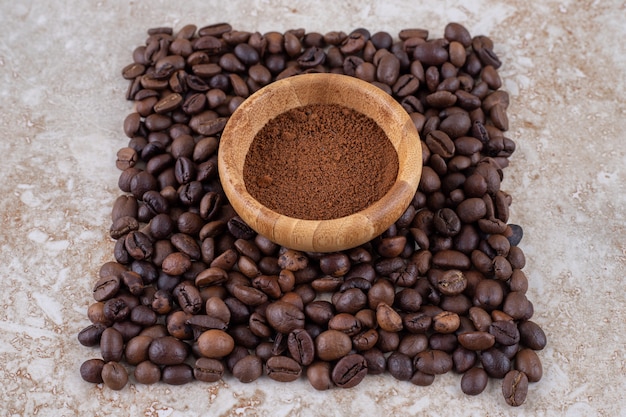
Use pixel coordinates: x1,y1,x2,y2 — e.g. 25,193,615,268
243,103,399,220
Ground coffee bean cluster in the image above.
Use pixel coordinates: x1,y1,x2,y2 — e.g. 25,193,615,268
79,22,547,407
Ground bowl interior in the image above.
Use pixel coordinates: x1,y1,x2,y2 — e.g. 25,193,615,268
218,73,422,252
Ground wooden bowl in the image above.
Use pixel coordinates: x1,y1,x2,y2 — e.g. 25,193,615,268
218,73,422,252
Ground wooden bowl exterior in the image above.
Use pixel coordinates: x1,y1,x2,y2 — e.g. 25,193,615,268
218,73,422,252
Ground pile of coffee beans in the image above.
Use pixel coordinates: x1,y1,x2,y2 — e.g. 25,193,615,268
79,22,547,407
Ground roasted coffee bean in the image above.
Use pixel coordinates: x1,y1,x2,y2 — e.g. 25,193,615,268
328,313,361,336
148,336,189,365
461,367,488,395
502,370,528,406
80,358,105,384
480,347,511,378
232,354,263,383
319,253,350,277
197,329,235,358
101,361,128,390
315,329,352,361
266,356,302,382
414,350,453,375
515,348,542,382
306,361,333,390
194,357,224,382
287,329,315,366
376,302,403,332
490,320,520,346
78,323,107,347
518,320,547,350
265,301,305,333
387,351,413,381
305,300,335,325
161,364,194,385
458,331,496,351
435,269,467,296
329,354,368,388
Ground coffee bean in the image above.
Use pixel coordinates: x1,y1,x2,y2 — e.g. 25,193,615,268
502,370,528,406
162,364,194,385
490,320,520,346
414,350,453,375
197,329,235,358
148,336,189,365
518,320,547,350
515,348,543,382
266,356,302,382
331,354,368,388
232,354,263,383
376,303,403,332
80,358,105,383
194,357,224,382
78,324,107,347
387,351,413,381
480,347,512,378
461,367,488,395
315,329,352,361
287,328,315,366
306,361,333,390
101,361,128,390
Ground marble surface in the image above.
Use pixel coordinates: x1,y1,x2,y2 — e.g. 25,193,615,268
1,0,625,415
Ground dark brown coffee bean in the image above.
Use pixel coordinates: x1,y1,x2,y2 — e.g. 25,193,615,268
425,130,455,158
319,253,350,277
148,336,189,365
515,348,543,382
287,328,315,366
307,361,333,390
490,320,520,346
328,313,361,336
387,351,413,381
436,269,467,295
432,311,460,334
161,364,194,385
78,323,107,347
266,356,302,382
458,331,496,351
414,350,453,375
473,279,504,311
194,357,224,382
232,355,263,383
502,370,528,406
480,347,511,378
305,300,335,325
461,367,488,395
315,329,352,361
265,301,305,333
101,361,128,390
80,358,105,384
413,40,449,66
334,288,367,314
332,354,368,388
93,275,121,302
518,320,547,350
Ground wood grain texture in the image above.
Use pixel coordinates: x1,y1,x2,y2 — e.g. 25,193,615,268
218,73,422,252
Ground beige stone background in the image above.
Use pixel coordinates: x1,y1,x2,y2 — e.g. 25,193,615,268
1,0,625,415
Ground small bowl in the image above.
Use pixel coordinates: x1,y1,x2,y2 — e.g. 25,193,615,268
218,73,422,252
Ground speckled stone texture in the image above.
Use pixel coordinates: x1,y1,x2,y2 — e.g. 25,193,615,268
1,1,624,416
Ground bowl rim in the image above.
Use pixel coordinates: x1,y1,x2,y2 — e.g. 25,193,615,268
218,73,422,252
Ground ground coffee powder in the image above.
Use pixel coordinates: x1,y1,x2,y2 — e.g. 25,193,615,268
243,103,399,220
